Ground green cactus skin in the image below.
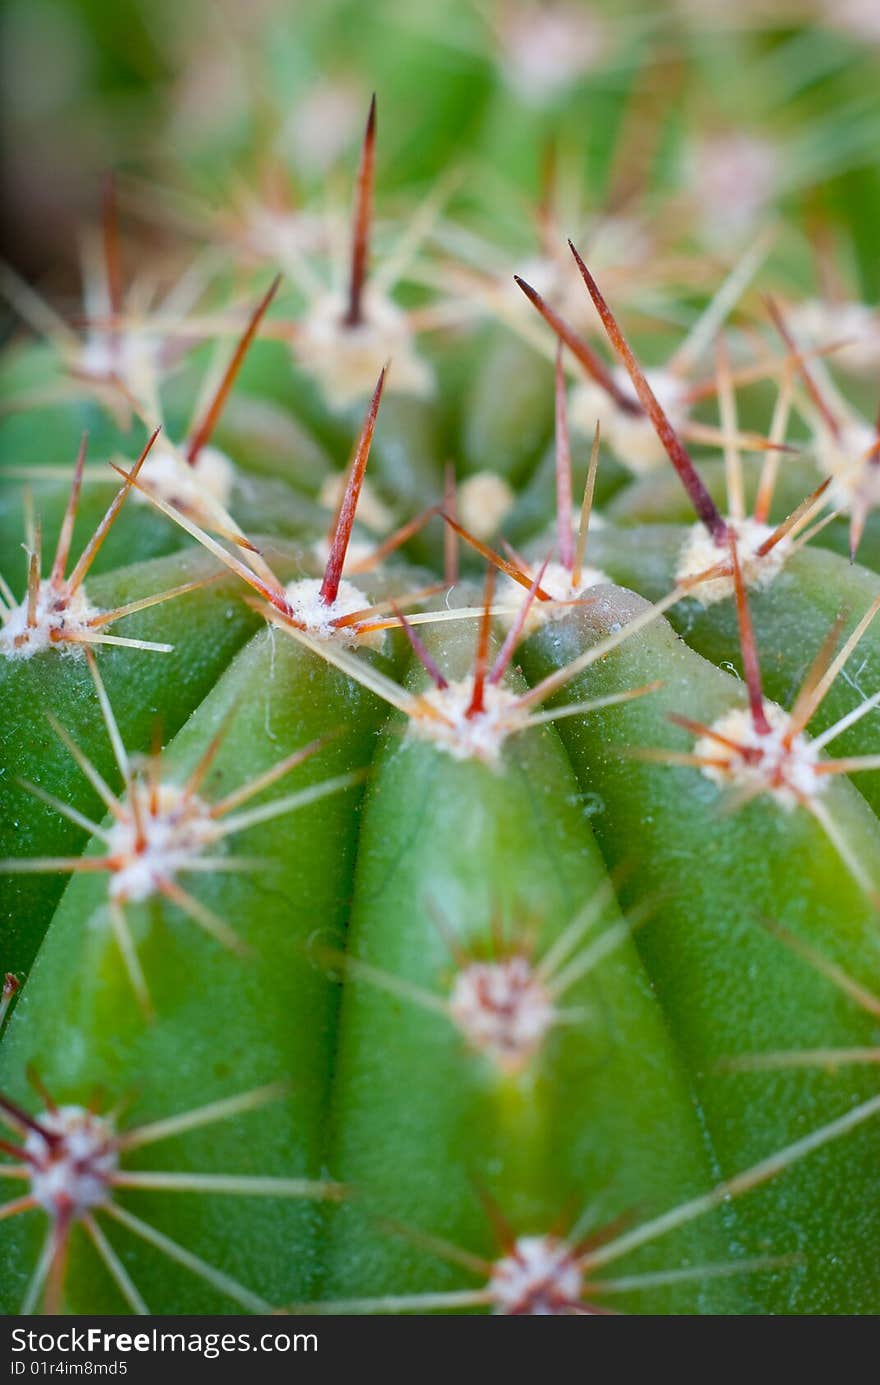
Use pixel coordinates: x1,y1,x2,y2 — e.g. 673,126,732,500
587,537,880,817
0,552,261,974
519,588,880,1314
3,539,880,1312
4,28,880,1313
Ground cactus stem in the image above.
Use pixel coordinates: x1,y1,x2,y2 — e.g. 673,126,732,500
300,1161,812,1316
0,1081,344,1312
767,922,880,1017
725,925,880,1073
568,241,728,545
674,468,830,607
260,576,674,764
1,429,183,660
653,582,880,888
1,433,168,656
111,457,285,603
0,661,361,1003
185,275,281,466
527,683,662,728
585,1091,880,1274
343,95,376,330
806,796,874,895
96,1206,253,1313
679,476,831,606
518,584,683,707
122,370,409,647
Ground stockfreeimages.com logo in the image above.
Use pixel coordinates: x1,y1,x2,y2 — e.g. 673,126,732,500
11,1328,317,1363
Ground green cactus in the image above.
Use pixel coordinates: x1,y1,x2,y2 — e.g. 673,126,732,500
3,2,880,1317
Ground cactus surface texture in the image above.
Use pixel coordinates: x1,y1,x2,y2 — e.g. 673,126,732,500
2,0,880,1316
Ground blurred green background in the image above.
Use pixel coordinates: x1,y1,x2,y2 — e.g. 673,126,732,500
2,0,880,292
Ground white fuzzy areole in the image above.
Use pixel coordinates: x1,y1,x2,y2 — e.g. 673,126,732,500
25,1107,117,1217
498,4,606,104
240,206,324,265
448,956,555,1072
827,0,880,42
788,299,880,378
694,703,823,811
77,333,119,382
106,782,217,904
829,458,880,524
287,82,362,176
0,580,100,660
458,472,516,540
77,328,157,396
812,419,879,523
688,133,779,247
282,577,385,650
500,561,607,635
489,1236,583,1315
133,444,236,518
294,290,433,412
569,366,689,474
813,418,878,479
406,678,528,766
675,517,790,605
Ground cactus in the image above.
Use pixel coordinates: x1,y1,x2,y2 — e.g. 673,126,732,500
2,3,880,1316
